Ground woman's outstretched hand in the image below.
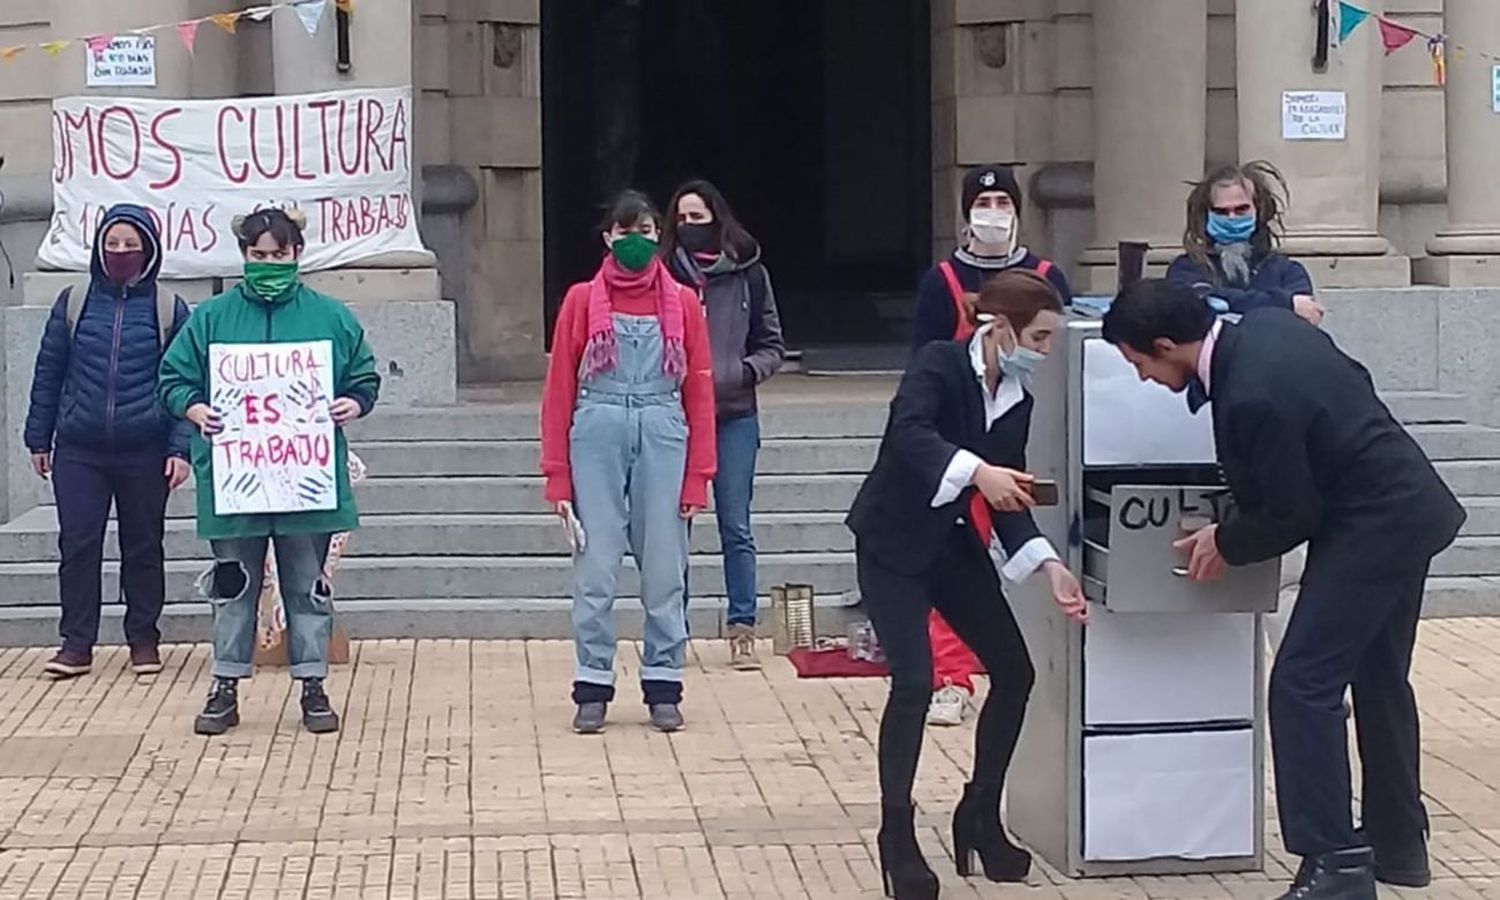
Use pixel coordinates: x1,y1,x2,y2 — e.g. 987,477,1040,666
1043,560,1089,624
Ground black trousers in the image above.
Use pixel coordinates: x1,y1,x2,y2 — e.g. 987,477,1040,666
52,446,169,654
1271,548,1430,856
857,524,1035,805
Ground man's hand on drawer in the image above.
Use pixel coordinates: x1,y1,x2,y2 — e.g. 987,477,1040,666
1043,560,1089,625
1174,524,1228,583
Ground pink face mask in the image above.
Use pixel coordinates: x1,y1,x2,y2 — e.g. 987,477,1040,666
103,250,147,286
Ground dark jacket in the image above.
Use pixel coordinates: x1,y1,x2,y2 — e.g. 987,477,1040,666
1166,248,1312,315
1208,309,1465,573
847,339,1043,576
912,251,1073,350
24,204,192,460
667,245,785,420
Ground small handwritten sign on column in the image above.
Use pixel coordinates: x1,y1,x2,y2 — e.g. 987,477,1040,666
1281,90,1347,140
209,341,337,515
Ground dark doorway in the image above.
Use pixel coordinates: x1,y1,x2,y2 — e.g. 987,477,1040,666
541,0,931,348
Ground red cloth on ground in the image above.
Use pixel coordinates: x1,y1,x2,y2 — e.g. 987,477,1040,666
539,260,716,507
787,647,889,679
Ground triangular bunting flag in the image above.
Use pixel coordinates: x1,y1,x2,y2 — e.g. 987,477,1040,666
1336,2,1370,44
1379,17,1419,55
176,19,200,55
0,46,24,64
208,12,241,34
295,0,328,36
1429,35,1447,86
85,34,114,60
244,5,275,22
40,39,71,57
336,0,353,13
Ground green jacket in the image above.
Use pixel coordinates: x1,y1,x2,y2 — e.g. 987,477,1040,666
158,282,381,540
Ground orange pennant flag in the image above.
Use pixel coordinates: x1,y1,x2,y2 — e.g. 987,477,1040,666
208,12,241,34
0,46,24,63
40,39,71,57
336,0,353,12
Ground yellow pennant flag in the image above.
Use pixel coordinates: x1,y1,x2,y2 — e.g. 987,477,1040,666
208,12,241,34
0,46,24,63
40,40,71,56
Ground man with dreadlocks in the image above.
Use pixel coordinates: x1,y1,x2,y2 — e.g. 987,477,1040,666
1167,160,1326,326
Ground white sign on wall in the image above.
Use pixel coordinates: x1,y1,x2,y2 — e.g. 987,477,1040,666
1492,65,1500,113
210,341,338,516
85,35,157,88
42,87,425,278
1281,90,1347,141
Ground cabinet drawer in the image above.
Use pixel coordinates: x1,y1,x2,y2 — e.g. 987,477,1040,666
1089,484,1278,614
1083,609,1255,725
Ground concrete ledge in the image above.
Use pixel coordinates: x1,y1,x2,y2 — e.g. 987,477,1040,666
1296,255,1412,289
1413,255,1500,288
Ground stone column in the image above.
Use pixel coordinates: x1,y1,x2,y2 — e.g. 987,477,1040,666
272,0,412,92
1075,0,1208,293
1235,0,1408,286
1415,0,1500,286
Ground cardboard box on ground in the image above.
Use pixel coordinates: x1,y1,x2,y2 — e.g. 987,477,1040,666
252,453,365,668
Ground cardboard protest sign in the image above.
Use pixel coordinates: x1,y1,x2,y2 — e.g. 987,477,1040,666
210,340,337,515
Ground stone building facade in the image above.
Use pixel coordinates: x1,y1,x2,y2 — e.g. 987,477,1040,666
0,0,1495,384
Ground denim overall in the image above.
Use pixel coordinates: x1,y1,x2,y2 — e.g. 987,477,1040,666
570,315,690,705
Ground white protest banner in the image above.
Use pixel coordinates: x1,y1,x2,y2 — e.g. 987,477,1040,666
1281,90,1346,141
86,35,157,88
41,86,423,278
210,341,338,516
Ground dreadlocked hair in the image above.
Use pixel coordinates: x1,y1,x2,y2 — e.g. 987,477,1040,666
1182,160,1290,271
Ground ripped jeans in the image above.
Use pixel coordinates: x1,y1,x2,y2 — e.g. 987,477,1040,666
203,533,333,680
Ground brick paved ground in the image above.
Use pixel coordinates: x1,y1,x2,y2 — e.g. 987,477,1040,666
0,621,1497,898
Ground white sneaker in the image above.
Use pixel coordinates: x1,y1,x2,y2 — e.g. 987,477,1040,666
926,684,970,727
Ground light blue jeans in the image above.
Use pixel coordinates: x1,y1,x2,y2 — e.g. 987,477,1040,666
203,533,333,680
569,315,690,705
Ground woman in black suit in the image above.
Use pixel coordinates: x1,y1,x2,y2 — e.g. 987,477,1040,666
847,269,1089,899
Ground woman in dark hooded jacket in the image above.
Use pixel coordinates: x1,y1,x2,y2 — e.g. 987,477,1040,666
664,180,786,671
24,204,193,680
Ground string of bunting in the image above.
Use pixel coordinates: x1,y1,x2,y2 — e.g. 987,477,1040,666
1335,0,1478,86
0,0,354,65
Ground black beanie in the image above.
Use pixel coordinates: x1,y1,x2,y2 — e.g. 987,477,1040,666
962,165,1023,221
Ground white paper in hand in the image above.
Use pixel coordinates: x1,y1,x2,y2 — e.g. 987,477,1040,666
560,502,587,554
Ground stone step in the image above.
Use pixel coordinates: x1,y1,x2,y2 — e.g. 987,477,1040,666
347,403,893,442
1409,425,1500,461
1433,537,1500,578
349,437,880,478
1384,391,1471,425
0,577,1488,648
160,473,864,518
1437,461,1500,497
0,510,855,562
0,551,859,607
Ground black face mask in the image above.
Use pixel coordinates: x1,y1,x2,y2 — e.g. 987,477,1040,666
677,222,720,255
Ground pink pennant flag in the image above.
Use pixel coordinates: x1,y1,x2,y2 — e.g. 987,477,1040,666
176,19,200,54
1378,17,1419,55
85,34,114,60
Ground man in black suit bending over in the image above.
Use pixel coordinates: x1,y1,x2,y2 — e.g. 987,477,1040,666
1102,279,1465,900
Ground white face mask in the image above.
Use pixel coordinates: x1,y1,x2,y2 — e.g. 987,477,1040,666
969,207,1016,251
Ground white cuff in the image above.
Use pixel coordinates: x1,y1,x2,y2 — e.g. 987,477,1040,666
999,537,1061,583
932,449,983,508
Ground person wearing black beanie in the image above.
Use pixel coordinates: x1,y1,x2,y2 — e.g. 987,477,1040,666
910,163,1075,733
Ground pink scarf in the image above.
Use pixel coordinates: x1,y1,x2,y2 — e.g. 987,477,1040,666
580,255,686,381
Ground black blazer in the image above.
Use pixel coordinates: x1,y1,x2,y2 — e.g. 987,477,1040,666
847,340,1045,576
1209,309,1465,572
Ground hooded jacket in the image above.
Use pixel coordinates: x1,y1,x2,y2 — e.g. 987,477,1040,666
24,204,192,460
158,281,381,540
666,244,785,421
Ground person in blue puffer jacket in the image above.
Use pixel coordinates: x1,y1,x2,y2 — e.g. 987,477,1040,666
23,204,193,681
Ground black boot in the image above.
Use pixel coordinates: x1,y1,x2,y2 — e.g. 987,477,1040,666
951,783,1030,882
877,802,939,900
300,678,341,734
1278,847,1376,899
194,677,240,735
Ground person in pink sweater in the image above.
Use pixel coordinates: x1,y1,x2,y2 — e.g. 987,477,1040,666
540,190,716,735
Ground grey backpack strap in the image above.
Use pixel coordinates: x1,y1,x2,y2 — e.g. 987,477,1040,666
63,280,89,341
154,287,175,349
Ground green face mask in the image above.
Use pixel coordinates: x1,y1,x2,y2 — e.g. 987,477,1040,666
243,261,300,299
610,232,657,272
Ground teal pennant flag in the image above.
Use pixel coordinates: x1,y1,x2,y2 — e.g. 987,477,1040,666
1338,1,1372,43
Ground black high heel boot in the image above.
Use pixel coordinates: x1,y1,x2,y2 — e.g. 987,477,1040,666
952,783,1031,882
877,802,939,899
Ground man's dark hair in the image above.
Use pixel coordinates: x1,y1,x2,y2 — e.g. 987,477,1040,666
1102,278,1215,354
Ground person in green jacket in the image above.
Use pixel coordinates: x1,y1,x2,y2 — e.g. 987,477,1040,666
158,207,380,737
